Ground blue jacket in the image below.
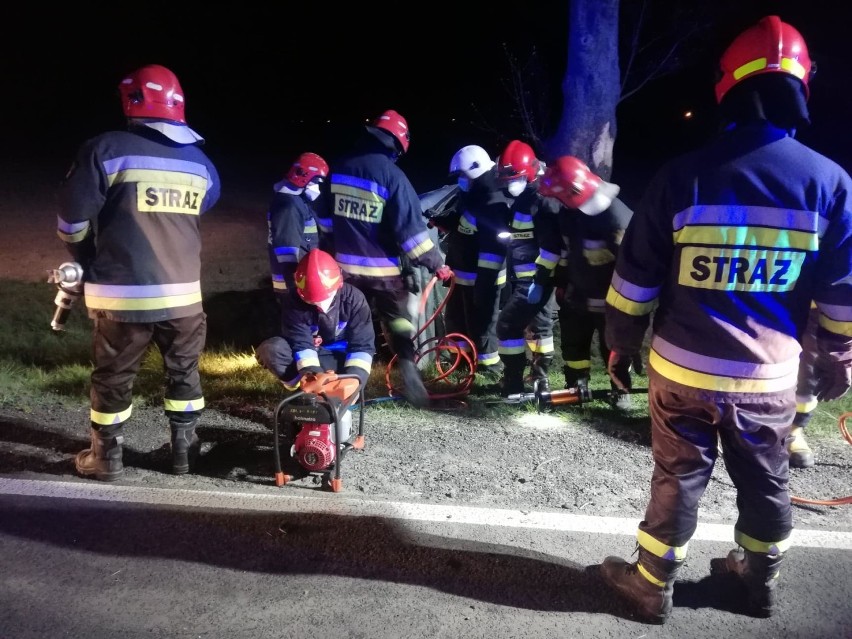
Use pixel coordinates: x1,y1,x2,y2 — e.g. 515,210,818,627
606,123,852,400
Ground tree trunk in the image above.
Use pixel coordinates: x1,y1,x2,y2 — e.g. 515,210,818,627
546,0,621,180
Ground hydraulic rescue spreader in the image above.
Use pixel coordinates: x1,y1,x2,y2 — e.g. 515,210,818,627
502,381,648,412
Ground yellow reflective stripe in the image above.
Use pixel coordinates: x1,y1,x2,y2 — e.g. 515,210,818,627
406,237,436,259
606,286,656,316
164,397,204,412
734,529,792,555
780,57,807,79
733,57,767,80
389,318,414,335
107,168,209,189
57,227,90,243
583,248,615,266
339,264,402,277
637,529,689,561
85,292,202,311
343,358,372,372
496,271,507,286
296,355,321,370
819,313,852,337
566,360,591,370
796,397,819,413
649,350,797,393
526,336,554,354
637,562,665,587
733,56,806,82
477,352,501,366
272,279,287,291
91,405,133,426
672,226,817,251
515,268,536,278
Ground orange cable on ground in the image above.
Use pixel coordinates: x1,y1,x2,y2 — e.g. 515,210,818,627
385,274,478,403
790,411,852,506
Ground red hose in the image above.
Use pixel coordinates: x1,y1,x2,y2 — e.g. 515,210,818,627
385,274,478,402
791,411,852,506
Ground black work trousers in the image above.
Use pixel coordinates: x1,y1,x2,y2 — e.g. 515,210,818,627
347,276,416,362
640,381,795,551
90,314,206,428
558,305,609,376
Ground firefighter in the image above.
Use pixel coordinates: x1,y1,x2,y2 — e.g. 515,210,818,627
599,16,852,623
789,304,820,467
267,152,330,298
538,156,634,409
57,64,221,481
328,109,453,408
494,140,562,396
255,249,375,389
442,144,511,379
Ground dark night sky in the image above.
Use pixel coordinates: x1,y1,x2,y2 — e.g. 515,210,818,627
3,2,851,199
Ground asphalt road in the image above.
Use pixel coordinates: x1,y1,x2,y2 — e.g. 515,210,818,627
1,478,850,639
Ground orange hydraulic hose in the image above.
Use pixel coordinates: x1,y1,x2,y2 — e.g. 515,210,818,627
791,411,852,506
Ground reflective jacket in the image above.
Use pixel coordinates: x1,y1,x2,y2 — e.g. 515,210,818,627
279,283,375,387
505,186,562,284
267,189,321,295
58,124,220,322
556,197,633,313
329,136,443,289
444,170,511,288
606,123,852,400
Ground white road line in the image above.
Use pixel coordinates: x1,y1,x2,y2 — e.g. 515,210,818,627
2,477,850,550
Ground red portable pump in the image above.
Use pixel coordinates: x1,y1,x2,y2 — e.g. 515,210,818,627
272,371,365,492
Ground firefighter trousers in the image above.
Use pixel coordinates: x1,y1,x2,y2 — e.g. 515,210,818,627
639,380,795,567
90,314,206,429
558,305,609,379
443,282,502,367
496,279,556,354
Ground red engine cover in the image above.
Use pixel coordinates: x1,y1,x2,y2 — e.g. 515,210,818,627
293,424,336,471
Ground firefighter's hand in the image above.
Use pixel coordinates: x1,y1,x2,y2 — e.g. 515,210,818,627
527,282,543,304
813,358,852,401
607,351,633,392
435,265,454,282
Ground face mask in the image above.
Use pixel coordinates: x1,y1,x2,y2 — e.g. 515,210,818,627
506,178,527,197
457,177,471,192
315,292,336,313
304,182,321,202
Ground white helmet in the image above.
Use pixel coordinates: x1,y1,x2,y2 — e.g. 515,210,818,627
449,145,495,180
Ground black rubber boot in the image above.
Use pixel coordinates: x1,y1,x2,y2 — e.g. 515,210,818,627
75,423,124,482
530,354,553,394
171,420,201,475
499,353,528,397
563,365,590,391
710,547,783,617
399,359,429,408
601,549,683,625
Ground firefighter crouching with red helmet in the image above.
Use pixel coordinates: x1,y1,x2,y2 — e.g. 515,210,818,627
58,64,221,481
599,16,852,623
256,250,376,389
538,156,634,408
327,109,453,408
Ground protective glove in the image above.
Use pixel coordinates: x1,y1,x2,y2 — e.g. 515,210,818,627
813,357,852,401
435,265,454,282
607,351,634,392
527,282,543,304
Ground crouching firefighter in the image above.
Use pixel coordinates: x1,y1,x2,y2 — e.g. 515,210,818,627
57,64,221,481
255,249,376,392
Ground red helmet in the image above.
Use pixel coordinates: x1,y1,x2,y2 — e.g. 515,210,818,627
496,140,541,182
286,152,329,189
369,109,411,154
294,250,343,304
539,156,602,209
119,64,187,123
715,15,813,104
